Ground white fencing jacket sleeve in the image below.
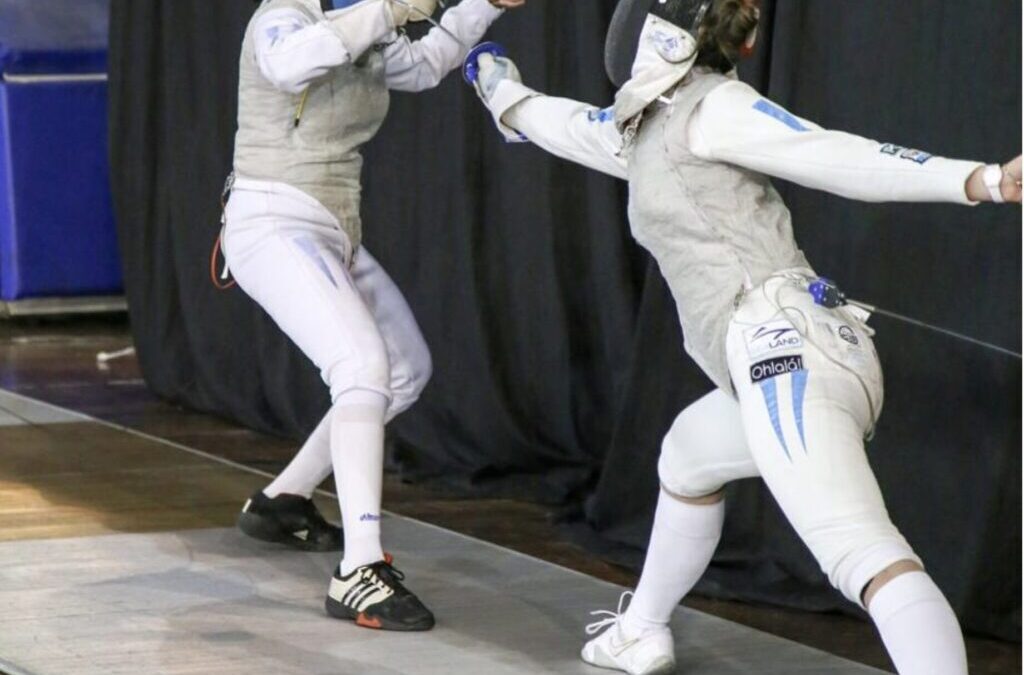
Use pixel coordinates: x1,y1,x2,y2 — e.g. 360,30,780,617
252,0,502,95
489,79,982,203
383,0,503,92
252,6,382,94
688,80,983,204
488,80,628,180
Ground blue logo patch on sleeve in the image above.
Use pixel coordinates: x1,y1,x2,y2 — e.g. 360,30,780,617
879,143,933,164
899,148,933,164
752,99,810,132
587,107,615,124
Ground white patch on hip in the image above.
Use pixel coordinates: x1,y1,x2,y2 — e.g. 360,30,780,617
744,320,803,359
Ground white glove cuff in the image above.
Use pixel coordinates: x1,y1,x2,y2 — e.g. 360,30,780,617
982,164,1005,203
487,79,535,143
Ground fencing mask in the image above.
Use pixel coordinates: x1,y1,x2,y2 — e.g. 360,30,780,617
605,0,713,88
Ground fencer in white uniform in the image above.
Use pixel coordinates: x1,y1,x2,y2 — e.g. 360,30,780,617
467,0,1022,671
223,0,523,631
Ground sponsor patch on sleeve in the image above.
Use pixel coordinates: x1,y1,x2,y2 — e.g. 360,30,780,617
879,143,933,164
750,355,805,384
587,107,615,123
744,321,803,358
899,148,933,164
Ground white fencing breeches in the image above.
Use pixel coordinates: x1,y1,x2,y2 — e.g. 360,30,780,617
223,180,432,414
659,274,919,605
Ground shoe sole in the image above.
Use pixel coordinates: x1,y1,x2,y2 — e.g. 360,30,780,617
639,656,676,675
582,651,676,675
325,595,435,632
237,511,342,553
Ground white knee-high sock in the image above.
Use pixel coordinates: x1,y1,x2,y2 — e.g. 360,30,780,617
868,571,968,675
263,412,333,499
331,390,388,576
622,489,725,635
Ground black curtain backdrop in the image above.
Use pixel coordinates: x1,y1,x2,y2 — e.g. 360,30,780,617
108,0,1022,640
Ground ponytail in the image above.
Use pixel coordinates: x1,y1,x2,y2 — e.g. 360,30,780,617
695,0,760,72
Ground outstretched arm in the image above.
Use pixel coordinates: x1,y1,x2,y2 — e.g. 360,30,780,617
497,83,628,180
964,156,1021,203
383,0,513,92
471,55,628,180
689,80,1021,205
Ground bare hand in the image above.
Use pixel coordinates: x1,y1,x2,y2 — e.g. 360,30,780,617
488,0,526,8
1002,156,1022,203
966,155,1022,204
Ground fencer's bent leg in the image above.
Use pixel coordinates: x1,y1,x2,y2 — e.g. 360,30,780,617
330,389,389,574
726,279,966,675
224,192,393,403
350,248,433,422
621,489,725,635
622,390,758,635
867,569,968,674
260,248,430,498
657,388,758,499
863,559,923,607
263,412,332,498
225,191,396,573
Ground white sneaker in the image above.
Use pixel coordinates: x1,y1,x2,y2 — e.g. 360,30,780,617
581,592,676,675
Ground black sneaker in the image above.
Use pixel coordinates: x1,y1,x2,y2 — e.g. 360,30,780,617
325,558,435,631
237,491,342,552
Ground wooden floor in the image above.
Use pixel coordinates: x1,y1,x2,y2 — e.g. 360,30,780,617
0,315,1018,674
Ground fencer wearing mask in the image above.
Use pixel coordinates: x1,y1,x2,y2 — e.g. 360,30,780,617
223,0,525,632
467,0,1021,672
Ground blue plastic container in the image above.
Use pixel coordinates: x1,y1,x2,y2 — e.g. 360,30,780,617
0,0,121,301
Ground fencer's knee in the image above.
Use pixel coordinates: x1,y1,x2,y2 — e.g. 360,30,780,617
656,391,755,499
811,527,922,607
324,343,392,404
389,343,432,415
661,483,724,505
404,342,433,398
657,423,737,499
657,451,727,501
861,559,925,608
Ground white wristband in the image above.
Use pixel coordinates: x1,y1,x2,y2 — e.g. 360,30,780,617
982,164,1005,203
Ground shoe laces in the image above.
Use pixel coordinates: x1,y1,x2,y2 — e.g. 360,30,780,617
585,591,632,636
362,559,407,595
359,565,395,596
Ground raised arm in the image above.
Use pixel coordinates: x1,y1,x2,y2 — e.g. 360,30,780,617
252,1,399,94
689,80,1021,204
383,0,506,92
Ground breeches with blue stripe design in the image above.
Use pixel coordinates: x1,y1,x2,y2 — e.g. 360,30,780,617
223,184,433,416
658,275,919,606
